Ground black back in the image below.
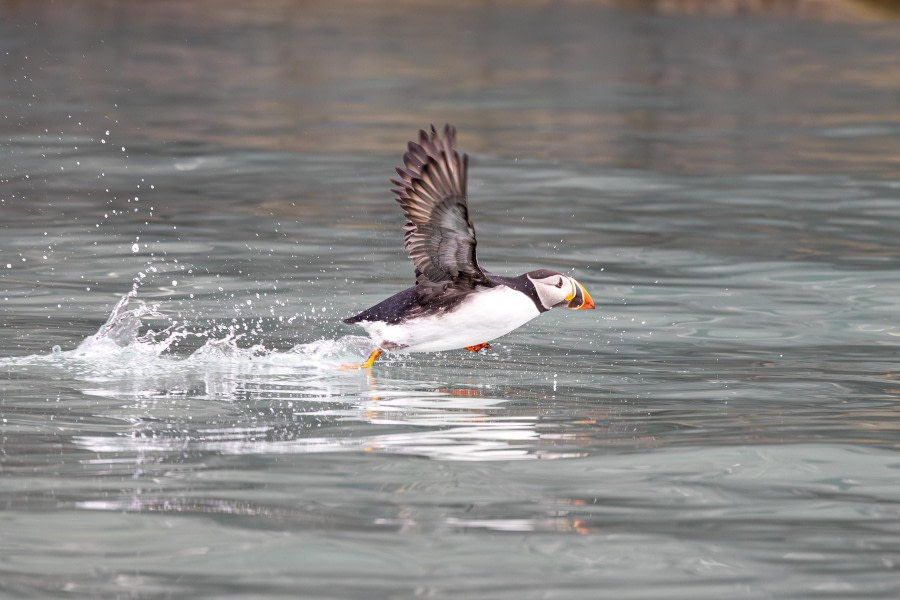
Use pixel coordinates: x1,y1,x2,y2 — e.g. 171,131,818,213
343,271,546,326
343,286,421,325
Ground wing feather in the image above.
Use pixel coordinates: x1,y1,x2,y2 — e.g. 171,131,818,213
391,125,491,301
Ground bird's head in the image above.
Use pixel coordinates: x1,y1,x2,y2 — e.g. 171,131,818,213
526,269,595,311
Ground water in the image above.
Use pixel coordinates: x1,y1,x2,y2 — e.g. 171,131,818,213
2,1,900,598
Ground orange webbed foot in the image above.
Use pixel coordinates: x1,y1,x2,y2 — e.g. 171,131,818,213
340,349,382,370
464,342,492,353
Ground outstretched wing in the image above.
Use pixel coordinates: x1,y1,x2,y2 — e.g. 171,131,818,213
390,125,492,301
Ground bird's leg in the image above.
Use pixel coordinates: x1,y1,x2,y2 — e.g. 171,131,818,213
340,348,383,370
464,342,492,353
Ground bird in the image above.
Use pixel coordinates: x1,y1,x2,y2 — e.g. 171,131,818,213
342,125,594,369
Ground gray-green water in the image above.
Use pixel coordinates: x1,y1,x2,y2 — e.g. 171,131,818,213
2,2,900,598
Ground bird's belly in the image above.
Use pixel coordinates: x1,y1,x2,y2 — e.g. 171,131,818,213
362,286,541,353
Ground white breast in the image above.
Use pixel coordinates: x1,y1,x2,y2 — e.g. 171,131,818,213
358,286,541,353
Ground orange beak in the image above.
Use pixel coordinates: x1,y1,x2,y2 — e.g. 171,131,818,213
565,277,595,310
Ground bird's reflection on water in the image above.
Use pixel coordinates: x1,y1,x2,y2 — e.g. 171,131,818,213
60,348,625,535
72,361,597,463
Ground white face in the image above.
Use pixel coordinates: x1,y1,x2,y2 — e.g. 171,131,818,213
528,271,574,310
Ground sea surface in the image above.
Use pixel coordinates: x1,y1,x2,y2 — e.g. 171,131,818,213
1,1,899,598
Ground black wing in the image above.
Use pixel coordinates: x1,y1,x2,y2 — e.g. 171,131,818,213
390,125,493,302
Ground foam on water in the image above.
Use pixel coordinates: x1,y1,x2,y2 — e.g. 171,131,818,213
0,290,375,374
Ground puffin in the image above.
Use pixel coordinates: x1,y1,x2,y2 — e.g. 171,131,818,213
342,125,594,368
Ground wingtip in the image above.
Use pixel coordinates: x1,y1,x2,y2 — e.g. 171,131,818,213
424,124,456,144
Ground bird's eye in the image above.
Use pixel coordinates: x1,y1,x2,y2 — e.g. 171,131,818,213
555,278,563,288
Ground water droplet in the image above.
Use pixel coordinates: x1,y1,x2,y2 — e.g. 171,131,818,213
131,243,139,253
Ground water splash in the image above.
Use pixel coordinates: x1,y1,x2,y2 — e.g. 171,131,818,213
1,291,375,372
70,292,173,359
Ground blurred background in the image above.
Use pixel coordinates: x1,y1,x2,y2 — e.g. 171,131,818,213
3,0,900,177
